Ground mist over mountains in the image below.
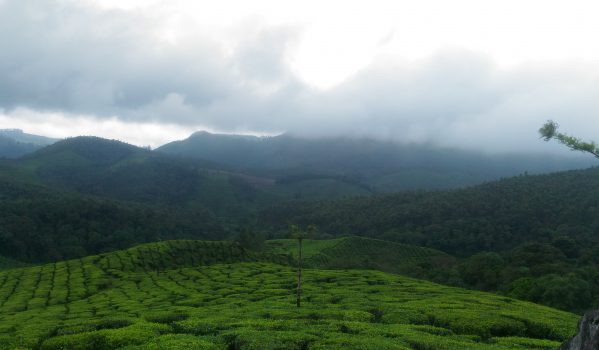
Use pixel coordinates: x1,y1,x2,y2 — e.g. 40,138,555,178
1,129,594,192
157,131,594,191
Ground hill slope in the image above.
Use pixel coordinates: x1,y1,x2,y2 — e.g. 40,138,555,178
0,240,578,350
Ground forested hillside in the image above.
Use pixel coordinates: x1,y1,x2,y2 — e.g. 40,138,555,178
260,167,599,254
0,176,223,262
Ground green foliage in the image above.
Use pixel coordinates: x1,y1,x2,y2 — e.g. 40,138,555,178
0,240,579,350
459,252,504,291
507,274,593,312
540,120,599,158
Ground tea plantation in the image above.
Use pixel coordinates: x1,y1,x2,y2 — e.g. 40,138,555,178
0,240,578,350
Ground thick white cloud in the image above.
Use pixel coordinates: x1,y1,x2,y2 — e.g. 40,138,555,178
1,0,599,152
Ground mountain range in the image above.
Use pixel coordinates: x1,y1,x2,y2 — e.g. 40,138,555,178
1,129,594,193
157,131,594,192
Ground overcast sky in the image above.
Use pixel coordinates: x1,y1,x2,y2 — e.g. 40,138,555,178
1,0,599,151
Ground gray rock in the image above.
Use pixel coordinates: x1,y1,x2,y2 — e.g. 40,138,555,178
560,310,599,350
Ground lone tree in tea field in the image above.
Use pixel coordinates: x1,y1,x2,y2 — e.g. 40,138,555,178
290,224,307,308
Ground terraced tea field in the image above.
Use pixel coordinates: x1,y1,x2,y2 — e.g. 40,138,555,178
0,240,578,350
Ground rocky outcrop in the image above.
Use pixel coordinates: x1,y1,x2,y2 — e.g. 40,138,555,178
560,310,599,350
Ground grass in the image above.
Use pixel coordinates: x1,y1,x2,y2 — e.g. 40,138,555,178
0,240,578,350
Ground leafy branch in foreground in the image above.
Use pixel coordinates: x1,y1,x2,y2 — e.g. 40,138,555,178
539,120,599,159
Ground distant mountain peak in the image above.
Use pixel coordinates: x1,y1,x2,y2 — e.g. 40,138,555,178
189,130,264,141
190,130,211,136
47,135,142,151
25,135,145,164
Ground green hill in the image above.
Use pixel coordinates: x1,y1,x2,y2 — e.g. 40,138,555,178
0,240,578,350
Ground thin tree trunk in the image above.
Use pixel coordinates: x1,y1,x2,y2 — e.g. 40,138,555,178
296,239,302,308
